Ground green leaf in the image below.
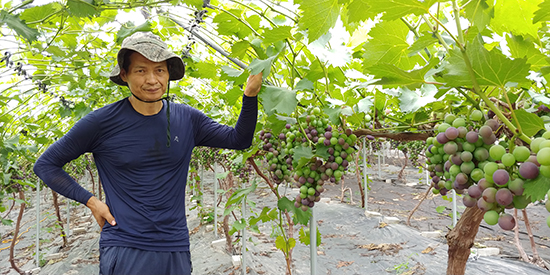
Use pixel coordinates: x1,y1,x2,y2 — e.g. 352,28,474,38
368,58,438,88
398,85,438,113
442,36,530,87
0,10,39,42
275,235,296,252
277,196,311,225
435,205,446,214
347,0,373,24
294,79,314,91
506,34,548,72
230,41,250,59
298,227,322,246
533,0,550,23
463,0,494,31
408,33,439,57
225,181,257,207
366,0,430,21
258,85,297,116
221,86,244,105
249,207,278,226
523,175,550,202
115,22,153,44
67,0,98,18
490,0,543,38
314,144,331,159
216,171,230,180
212,10,252,38
20,2,62,23
1,218,13,226
293,146,314,169
232,219,246,231
355,97,373,114
511,109,544,137
298,0,340,43
363,20,423,71
248,56,277,77
262,26,293,45
266,114,289,134
188,62,219,80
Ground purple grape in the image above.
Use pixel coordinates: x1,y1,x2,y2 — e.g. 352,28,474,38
328,148,334,155
286,124,291,129
495,188,513,206
324,139,331,146
301,198,310,205
482,187,497,203
326,125,332,131
465,131,479,143
366,135,375,140
445,127,459,140
498,214,516,231
331,162,338,170
482,133,497,145
485,119,499,131
294,201,301,208
492,170,509,186
463,194,478,207
477,197,495,212
279,133,286,140
338,138,345,145
467,185,482,199
311,129,318,136
519,162,539,179
436,132,449,144
266,133,272,139
479,125,492,139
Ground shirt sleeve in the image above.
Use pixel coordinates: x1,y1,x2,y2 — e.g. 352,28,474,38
33,113,100,205
193,94,258,149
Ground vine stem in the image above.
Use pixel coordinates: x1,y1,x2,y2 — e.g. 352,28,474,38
9,190,25,275
513,209,530,262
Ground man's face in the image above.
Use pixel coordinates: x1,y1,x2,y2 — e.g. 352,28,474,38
120,52,169,102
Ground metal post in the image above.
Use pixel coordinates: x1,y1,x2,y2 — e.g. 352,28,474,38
310,207,317,275
214,163,218,238
382,142,386,165
377,145,381,179
452,190,457,227
35,180,40,266
66,199,71,236
426,169,429,186
241,179,247,275
362,139,368,210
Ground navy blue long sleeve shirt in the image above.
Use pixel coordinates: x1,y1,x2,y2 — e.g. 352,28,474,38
33,95,257,252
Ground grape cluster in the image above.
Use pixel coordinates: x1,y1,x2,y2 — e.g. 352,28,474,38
259,107,358,210
228,154,254,182
425,109,540,230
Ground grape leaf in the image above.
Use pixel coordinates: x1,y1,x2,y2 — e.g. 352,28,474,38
67,0,98,18
294,79,314,91
398,85,438,113
0,10,39,42
463,0,494,31
115,22,153,44
533,0,550,23
435,205,446,214
511,109,544,137
258,85,297,116
298,0,340,43
523,175,550,202
315,144,331,159
275,235,296,252
490,0,543,38
293,146,314,169
366,0,431,21
221,86,244,105
225,181,257,207
408,33,439,57
368,58,438,88
347,0,373,24
298,227,322,246
363,20,423,71
262,26,293,45
248,56,277,77
212,10,252,38
249,207,278,226
20,2,62,23
506,34,548,72
277,196,311,225
230,41,250,59
442,36,530,87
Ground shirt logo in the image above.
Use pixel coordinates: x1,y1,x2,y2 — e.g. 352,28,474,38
174,136,179,142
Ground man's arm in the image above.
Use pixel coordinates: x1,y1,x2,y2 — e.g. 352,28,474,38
193,73,262,149
33,113,115,228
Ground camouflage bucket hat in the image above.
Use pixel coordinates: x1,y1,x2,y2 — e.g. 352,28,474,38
110,32,185,86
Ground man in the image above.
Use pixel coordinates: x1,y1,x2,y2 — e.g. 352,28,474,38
33,32,263,275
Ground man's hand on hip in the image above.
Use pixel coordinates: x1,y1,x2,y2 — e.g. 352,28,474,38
87,196,116,231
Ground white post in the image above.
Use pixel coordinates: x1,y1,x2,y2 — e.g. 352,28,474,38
241,179,247,275
66,199,71,236
452,190,457,227
214,163,218,238
310,207,316,275
362,139,368,210
35,180,40,267
377,145,381,179
382,142,386,165
426,169,430,186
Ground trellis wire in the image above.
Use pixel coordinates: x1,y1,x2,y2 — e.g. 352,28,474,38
214,163,218,238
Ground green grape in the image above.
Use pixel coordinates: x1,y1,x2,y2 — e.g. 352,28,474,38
470,168,484,182
540,165,550,178
452,117,466,128
438,123,452,133
470,109,483,121
501,153,515,167
484,162,499,176
537,147,550,166
531,137,547,153
484,210,499,225
444,114,456,125
513,146,531,162
489,144,506,161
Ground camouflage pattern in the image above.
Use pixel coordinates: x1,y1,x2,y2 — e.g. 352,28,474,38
109,32,185,86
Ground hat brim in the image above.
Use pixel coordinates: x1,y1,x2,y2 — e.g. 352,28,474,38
109,45,185,86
